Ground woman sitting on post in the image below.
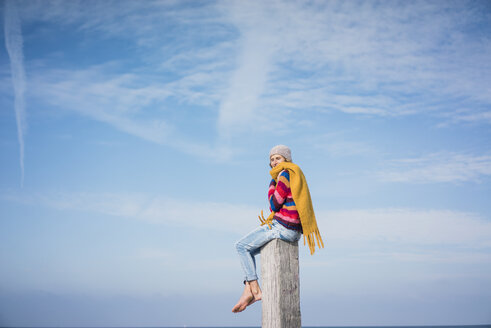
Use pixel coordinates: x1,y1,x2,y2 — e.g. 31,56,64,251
232,145,324,313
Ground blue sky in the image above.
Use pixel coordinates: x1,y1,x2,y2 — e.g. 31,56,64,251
1,0,491,326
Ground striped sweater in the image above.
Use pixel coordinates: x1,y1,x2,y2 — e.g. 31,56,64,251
268,169,302,232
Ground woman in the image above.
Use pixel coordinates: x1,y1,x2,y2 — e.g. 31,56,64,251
232,145,323,313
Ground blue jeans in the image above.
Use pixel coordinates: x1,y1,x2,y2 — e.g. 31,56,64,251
235,220,302,282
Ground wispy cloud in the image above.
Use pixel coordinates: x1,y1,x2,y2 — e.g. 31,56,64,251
3,190,491,255
307,208,491,268
28,65,234,160
29,67,173,142
321,208,491,249
439,108,491,126
226,1,491,125
1,191,260,235
6,0,491,159
378,152,491,184
4,0,27,187
18,0,239,160
216,1,279,136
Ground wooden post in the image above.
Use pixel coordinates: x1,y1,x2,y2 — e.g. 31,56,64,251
261,238,301,328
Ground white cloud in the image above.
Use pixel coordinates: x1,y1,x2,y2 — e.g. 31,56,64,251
3,0,490,162
302,208,491,269
2,191,260,235
378,152,491,184
238,1,490,122
217,30,274,135
320,208,491,249
215,1,287,136
29,68,172,141
13,0,238,157
27,65,236,161
217,0,452,134
19,0,197,41
440,109,491,126
3,191,491,253
4,0,27,187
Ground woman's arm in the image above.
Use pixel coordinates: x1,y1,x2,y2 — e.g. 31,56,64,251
268,170,291,212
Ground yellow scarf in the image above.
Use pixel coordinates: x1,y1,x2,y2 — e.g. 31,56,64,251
259,162,324,255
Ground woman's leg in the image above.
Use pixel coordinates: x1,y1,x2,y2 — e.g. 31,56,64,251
232,225,277,312
235,224,277,282
232,221,301,313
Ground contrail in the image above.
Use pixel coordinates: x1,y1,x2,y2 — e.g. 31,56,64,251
4,0,27,187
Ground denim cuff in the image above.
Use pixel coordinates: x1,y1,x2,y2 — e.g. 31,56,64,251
244,275,258,282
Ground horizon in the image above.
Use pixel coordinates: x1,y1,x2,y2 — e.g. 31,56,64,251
1,325,490,328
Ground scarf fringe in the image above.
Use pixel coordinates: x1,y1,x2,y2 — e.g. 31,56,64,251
303,228,324,255
258,210,274,229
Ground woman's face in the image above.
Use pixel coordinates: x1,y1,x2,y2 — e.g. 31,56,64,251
270,154,286,168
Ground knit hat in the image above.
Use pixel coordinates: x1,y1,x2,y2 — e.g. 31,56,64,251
269,145,292,162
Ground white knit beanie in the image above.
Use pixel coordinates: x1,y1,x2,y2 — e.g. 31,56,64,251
269,145,292,162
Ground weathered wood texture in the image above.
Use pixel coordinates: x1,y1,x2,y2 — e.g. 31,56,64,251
261,239,301,328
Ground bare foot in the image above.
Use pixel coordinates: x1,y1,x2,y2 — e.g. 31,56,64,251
232,281,263,313
232,285,253,313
